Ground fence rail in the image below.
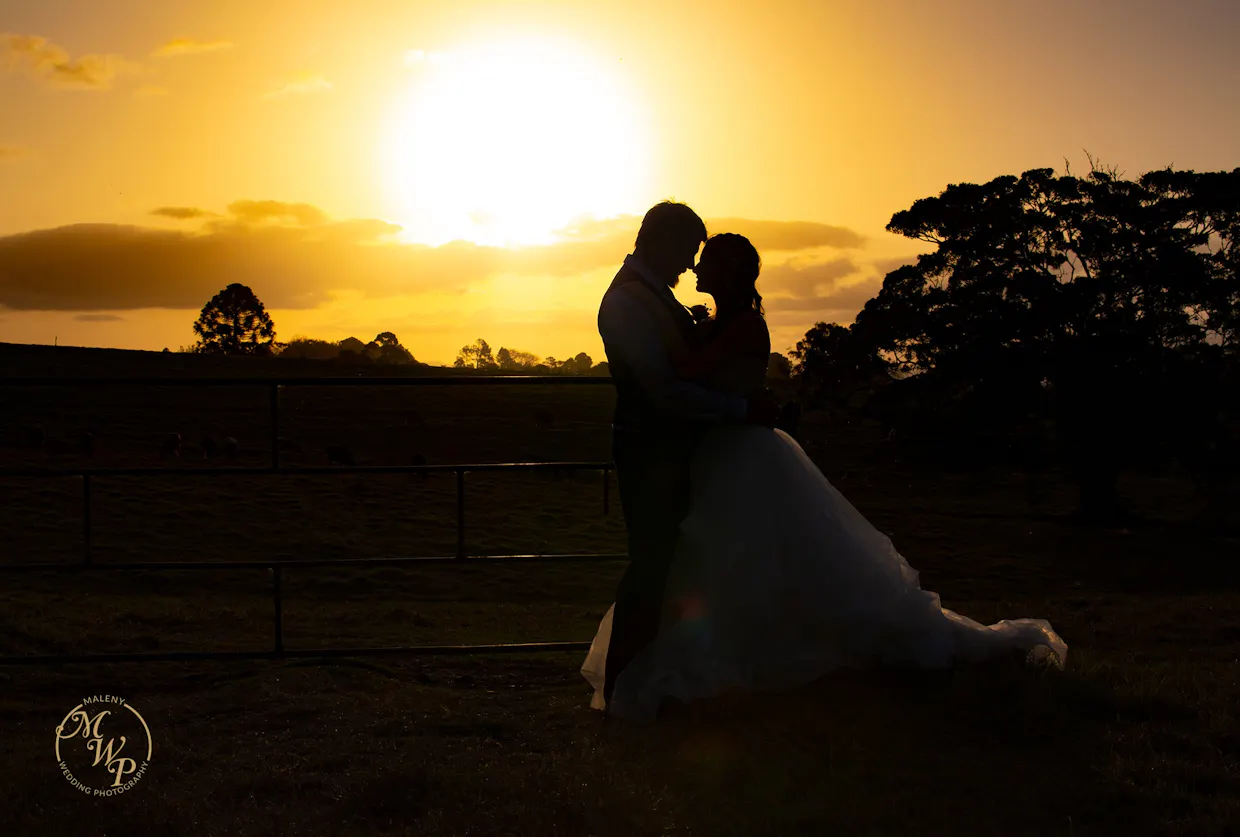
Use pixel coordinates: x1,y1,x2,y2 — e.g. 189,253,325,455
0,375,625,666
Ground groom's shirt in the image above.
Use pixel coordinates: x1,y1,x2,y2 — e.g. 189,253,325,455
599,254,747,429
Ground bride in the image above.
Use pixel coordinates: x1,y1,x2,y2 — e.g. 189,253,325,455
582,232,1067,721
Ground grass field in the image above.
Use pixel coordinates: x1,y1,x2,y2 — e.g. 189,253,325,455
1,343,1238,835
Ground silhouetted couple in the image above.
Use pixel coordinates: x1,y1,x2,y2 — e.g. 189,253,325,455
581,201,1067,720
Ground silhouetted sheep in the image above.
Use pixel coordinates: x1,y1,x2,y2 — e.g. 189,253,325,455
200,435,218,460
222,437,240,460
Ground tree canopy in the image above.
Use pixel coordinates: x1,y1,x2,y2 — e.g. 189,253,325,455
191,283,277,355
790,162,1239,521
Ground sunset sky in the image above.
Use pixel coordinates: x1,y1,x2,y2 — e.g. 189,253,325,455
1,0,1237,365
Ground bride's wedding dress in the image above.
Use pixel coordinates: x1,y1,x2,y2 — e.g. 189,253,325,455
582,345,1067,721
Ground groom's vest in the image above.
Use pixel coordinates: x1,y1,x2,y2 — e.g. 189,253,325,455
601,264,704,435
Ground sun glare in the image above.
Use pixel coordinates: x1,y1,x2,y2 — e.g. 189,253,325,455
380,38,651,247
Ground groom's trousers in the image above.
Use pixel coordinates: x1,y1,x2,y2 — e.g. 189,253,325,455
603,426,697,703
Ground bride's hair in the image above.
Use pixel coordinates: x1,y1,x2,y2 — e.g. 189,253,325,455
703,233,763,316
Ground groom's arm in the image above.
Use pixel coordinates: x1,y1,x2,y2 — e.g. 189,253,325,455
599,292,747,423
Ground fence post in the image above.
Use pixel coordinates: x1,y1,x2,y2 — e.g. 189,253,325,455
269,383,280,470
272,565,284,654
456,468,466,559
82,474,92,565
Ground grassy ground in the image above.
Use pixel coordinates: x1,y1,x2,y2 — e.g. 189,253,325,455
1,344,1238,835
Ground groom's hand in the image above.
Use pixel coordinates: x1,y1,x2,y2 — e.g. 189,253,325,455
745,390,780,427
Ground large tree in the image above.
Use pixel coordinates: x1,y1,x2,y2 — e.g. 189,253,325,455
847,163,1238,521
279,337,340,360
790,322,887,405
496,347,541,370
455,338,496,370
370,331,417,365
192,283,278,355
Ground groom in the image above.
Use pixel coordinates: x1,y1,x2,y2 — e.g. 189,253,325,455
597,201,779,707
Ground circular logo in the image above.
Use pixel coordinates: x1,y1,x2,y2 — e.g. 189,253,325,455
55,696,152,796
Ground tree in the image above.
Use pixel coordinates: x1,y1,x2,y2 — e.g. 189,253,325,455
279,337,340,360
496,347,542,370
790,322,887,405
455,338,496,370
560,352,594,375
192,283,277,355
371,331,416,365
854,162,1237,521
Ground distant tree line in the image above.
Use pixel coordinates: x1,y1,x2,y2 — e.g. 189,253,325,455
786,159,1239,524
454,338,610,376
278,332,419,365
181,285,605,374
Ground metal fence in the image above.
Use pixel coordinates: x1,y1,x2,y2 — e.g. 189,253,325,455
0,375,626,666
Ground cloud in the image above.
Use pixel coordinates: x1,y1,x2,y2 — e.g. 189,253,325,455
760,257,860,299
757,253,895,325
224,200,328,227
2,32,136,90
764,278,882,314
513,214,868,278
151,38,233,58
707,218,866,251
151,206,214,220
263,73,332,99
74,313,124,322
0,203,871,313
551,214,865,254
870,255,916,275
0,218,486,311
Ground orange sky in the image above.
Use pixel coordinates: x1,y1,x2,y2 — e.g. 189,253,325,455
1,0,1237,364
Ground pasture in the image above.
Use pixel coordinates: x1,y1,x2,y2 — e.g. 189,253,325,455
1,343,1238,836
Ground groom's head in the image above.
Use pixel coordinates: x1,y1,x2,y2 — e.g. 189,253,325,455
633,201,707,287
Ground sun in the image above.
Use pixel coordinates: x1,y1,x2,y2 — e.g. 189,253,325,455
380,38,651,247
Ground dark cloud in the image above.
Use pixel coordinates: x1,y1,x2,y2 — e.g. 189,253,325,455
759,253,887,327
151,206,214,220
0,221,496,311
73,313,124,322
765,279,882,312
2,32,135,90
0,203,871,312
707,218,866,251
760,257,859,299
